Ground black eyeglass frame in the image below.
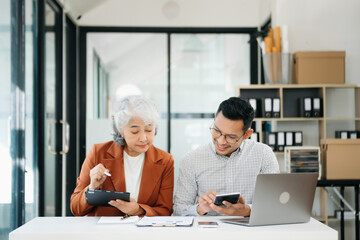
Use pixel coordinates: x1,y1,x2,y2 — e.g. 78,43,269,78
209,125,247,144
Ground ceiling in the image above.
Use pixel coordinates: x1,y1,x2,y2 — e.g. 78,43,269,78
61,0,109,21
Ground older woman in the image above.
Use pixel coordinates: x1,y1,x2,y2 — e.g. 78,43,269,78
70,95,174,216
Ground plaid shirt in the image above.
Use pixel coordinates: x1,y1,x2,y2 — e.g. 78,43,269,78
173,139,279,216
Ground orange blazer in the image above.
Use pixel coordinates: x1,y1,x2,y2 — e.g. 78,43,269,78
70,141,174,216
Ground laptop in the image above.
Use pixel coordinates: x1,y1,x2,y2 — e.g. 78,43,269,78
220,173,318,226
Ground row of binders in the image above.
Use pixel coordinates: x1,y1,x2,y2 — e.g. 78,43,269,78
248,97,323,118
335,130,360,139
299,97,322,118
263,131,303,152
248,98,280,118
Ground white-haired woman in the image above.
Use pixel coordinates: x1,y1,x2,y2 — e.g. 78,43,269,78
71,95,174,217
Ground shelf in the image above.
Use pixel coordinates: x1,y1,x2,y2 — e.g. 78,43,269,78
274,151,284,155
254,117,324,121
314,216,327,222
244,84,358,89
327,217,357,222
326,117,360,121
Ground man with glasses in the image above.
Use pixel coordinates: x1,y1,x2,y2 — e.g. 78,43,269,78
173,97,279,216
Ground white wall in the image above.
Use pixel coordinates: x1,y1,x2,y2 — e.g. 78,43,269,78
271,0,360,85
79,0,360,85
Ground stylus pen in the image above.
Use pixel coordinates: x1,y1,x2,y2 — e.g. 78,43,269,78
104,171,111,177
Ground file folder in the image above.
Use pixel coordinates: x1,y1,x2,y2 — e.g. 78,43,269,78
299,97,312,117
249,98,260,118
264,132,276,151
272,98,280,118
335,131,348,139
312,98,322,117
262,98,272,118
277,131,285,151
294,131,303,146
250,132,259,142
285,132,294,146
251,122,257,132
348,131,359,139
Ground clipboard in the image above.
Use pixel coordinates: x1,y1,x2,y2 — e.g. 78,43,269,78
85,189,130,206
136,217,194,227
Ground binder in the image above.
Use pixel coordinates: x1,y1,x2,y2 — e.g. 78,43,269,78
250,132,259,142
299,97,312,117
348,131,359,139
264,132,276,151
285,132,294,146
249,98,260,117
277,131,285,152
294,131,303,146
251,121,257,132
312,98,322,117
272,98,281,118
335,131,348,139
262,98,272,118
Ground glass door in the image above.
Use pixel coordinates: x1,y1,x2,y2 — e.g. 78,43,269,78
0,1,14,238
41,0,63,216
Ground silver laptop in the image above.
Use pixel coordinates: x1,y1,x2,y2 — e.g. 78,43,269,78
220,173,318,226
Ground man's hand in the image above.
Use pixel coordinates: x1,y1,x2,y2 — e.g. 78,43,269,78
197,190,217,215
108,198,145,216
210,194,251,216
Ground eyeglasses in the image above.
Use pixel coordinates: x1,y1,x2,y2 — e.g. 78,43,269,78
209,126,245,144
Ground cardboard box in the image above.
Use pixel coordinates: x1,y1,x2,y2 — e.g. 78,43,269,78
320,139,360,179
293,51,345,84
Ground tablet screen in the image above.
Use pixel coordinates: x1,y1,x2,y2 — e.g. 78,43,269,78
85,189,130,206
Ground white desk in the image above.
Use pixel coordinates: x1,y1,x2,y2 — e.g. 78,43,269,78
9,216,337,240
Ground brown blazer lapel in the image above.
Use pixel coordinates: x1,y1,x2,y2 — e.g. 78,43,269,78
137,146,165,204
102,142,126,192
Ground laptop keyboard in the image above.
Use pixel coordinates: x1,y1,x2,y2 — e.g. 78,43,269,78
232,218,250,223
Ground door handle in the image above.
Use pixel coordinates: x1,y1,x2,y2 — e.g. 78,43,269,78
47,120,57,155
60,120,69,154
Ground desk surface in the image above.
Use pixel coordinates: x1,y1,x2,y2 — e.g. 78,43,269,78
9,216,337,240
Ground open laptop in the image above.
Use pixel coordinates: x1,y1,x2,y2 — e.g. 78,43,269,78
220,173,318,226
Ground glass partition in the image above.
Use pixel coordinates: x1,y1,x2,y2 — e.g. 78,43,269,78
86,33,168,153
170,33,250,186
0,1,12,238
24,0,36,223
0,0,36,239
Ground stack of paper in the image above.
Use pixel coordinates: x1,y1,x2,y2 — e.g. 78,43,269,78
136,216,194,227
97,216,140,224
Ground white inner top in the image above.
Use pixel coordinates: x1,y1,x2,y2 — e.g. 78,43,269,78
123,151,145,202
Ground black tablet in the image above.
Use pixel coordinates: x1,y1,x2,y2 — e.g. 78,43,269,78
214,192,240,207
85,189,130,206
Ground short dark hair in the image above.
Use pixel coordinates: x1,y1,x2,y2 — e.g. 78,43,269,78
216,97,255,131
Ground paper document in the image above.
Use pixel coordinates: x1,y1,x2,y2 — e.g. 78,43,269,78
136,216,194,227
97,216,139,224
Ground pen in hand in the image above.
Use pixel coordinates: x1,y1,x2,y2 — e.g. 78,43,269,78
104,171,111,177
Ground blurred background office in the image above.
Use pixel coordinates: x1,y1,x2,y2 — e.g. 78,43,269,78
1,0,360,240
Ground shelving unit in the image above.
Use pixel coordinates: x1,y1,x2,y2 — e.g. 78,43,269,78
237,84,360,239
237,84,360,144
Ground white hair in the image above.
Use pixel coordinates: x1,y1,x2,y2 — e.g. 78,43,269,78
112,95,159,146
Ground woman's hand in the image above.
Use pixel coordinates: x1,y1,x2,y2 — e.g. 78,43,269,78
89,163,110,190
108,198,145,216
